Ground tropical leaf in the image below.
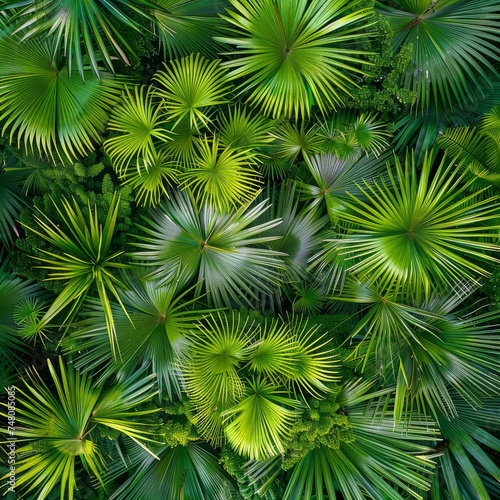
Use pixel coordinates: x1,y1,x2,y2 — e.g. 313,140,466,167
105,85,171,176
323,152,500,298
257,181,328,285
0,162,25,246
219,106,273,150
246,379,435,500
123,151,180,207
269,121,323,162
107,439,236,500
183,312,255,444
430,396,500,500
299,151,389,223
223,377,303,460
23,193,129,357
180,135,261,210
0,358,159,500
438,107,500,191
0,0,161,79
132,189,285,307
377,0,500,110
318,110,391,158
154,53,231,130
153,0,228,58
0,34,122,161
340,280,500,421
217,0,373,118
66,271,208,400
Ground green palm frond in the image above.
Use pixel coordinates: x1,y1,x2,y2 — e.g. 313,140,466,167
23,193,129,357
162,117,202,165
0,258,43,380
108,440,236,500
0,163,25,246
0,35,122,161
431,396,500,500
325,152,500,298
105,85,171,176
255,182,328,306
154,53,231,130
123,151,180,207
318,110,391,158
341,281,500,421
438,110,500,191
132,190,285,307
67,271,208,400
299,151,389,223
246,379,435,500
223,377,303,460
0,358,159,500
181,135,261,210
217,0,373,118
219,106,273,150
153,0,228,58
184,312,255,444
1,0,160,79
377,0,500,110
269,121,323,162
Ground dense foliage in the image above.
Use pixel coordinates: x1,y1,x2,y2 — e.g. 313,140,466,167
1,0,500,499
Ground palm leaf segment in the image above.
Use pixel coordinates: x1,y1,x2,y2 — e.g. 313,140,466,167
218,0,373,119
0,34,121,161
246,379,435,500
328,152,500,298
108,439,236,500
337,279,500,422
438,105,500,190
66,271,210,400
154,53,232,130
377,0,500,110
1,0,160,80
183,312,338,459
1,358,159,500
181,134,261,211
432,397,500,500
133,190,286,307
23,193,129,357
153,0,228,59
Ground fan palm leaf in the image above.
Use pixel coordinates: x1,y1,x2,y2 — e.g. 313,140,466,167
1,0,160,79
299,151,389,223
0,358,159,500
325,152,500,299
222,377,303,460
438,106,500,191
107,439,236,500
184,312,255,444
153,0,228,58
246,379,435,500
377,0,500,111
154,53,231,130
180,135,261,210
257,181,328,285
0,34,122,161
66,271,209,400
219,106,273,150
429,397,500,500
217,0,374,119
105,85,171,176
0,163,25,246
23,193,129,357
132,189,285,307
123,151,180,208
341,281,500,421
